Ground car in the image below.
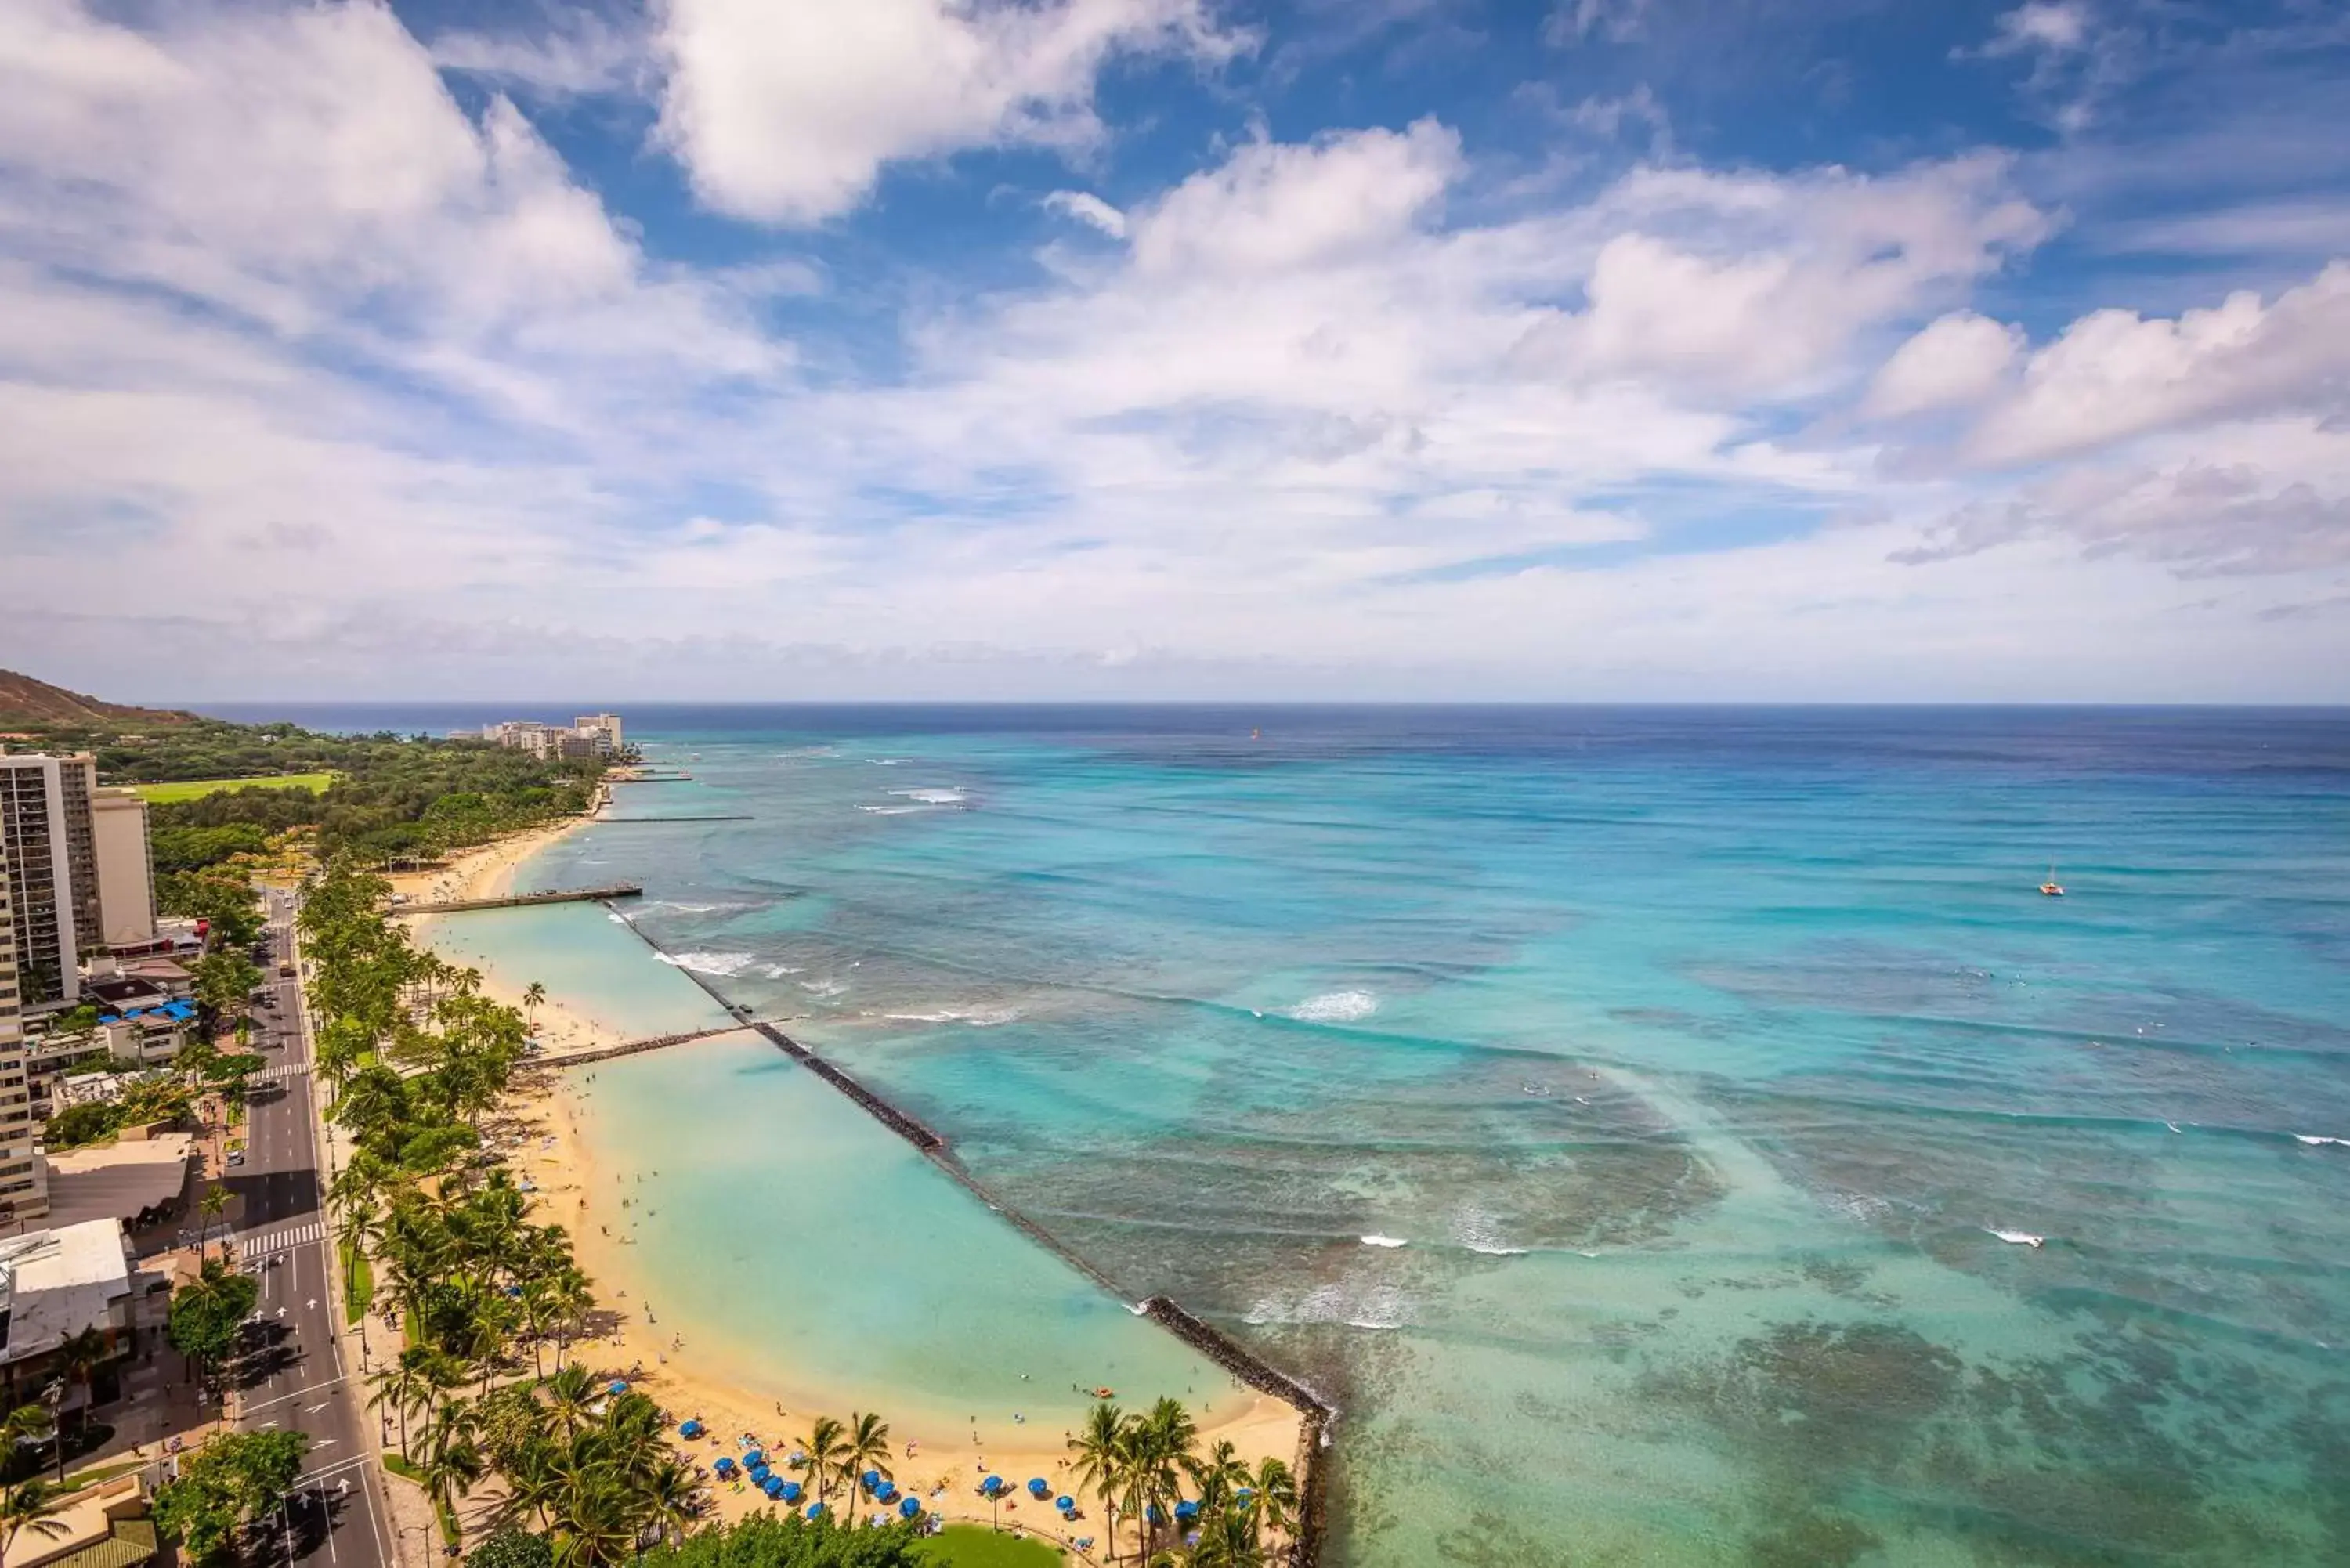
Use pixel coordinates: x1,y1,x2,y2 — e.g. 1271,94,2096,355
226,1149,245,1166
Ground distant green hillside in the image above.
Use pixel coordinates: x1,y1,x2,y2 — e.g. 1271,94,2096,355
1,667,602,866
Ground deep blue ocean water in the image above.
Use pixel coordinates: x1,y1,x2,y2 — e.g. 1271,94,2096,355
219,705,2350,1565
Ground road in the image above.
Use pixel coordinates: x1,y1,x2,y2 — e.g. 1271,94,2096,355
225,886,396,1568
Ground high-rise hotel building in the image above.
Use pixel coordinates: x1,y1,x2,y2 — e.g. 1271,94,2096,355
0,836,46,1227
0,753,155,1005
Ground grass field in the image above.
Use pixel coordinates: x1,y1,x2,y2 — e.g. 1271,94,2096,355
131,771,336,803
921,1526,1065,1566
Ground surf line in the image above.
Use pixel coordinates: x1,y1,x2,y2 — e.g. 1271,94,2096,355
602,905,1340,1565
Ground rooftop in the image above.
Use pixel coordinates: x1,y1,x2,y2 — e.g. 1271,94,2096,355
0,1220,134,1365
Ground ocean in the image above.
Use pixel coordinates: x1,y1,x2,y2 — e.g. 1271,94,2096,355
230,704,2350,1566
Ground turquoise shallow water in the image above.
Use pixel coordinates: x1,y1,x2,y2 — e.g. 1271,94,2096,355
436,707,2350,1566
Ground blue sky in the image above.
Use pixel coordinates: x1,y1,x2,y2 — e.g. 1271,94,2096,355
2,0,2347,700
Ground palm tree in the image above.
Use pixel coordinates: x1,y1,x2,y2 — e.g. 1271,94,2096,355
837,1411,891,1520
366,1349,439,1459
338,1195,384,1300
197,1186,230,1260
522,982,547,1034
548,1469,637,1568
420,1400,486,1529
2,1407,52,1483
1248,1456,1297,1545
544,1364,597,1440
548,1270,594,1370
1068,1401,1126,1562
57,1327,110,1440
1139,1397,1198,1555
0,1482,68,1560
640,1457,698,1547
799,1416,848,1519
1184,1440,1250,1516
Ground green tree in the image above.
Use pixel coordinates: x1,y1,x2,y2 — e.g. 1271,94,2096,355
798,1416,848,1521
837,1411,891,1519
59,1326,111,1439
1068,1400,1128,1563
167,1259,258,1389
197,1186,231,1261
633,1512,927,1568
467,1525,555,1568
154,1428,309,1564
0,1481,69,1560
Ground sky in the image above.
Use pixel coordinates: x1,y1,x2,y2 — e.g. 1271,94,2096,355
3,0,2348,703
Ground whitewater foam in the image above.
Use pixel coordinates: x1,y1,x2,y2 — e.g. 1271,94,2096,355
1360,1234,1408,1248
1291,989,1379,1024
1987,1227,2045,1248
884,1006,1023,1028
655,951,757,978
2295,1134,2349,1148
888,787,968,806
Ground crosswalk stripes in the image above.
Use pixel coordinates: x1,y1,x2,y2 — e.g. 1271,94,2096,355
234,1218,326,1254
253,1062,312,1083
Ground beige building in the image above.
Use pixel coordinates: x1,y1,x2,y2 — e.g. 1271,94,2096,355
89,788,156,948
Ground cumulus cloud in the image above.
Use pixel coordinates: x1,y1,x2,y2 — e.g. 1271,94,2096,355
3,0,2345,701
1963,262,2350,467
1864,311,2023,420
653,0,1249,225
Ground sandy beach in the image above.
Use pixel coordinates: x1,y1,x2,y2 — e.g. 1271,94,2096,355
393,808,1307,1559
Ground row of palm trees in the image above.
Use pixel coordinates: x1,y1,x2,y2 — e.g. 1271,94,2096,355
304,862,691,1566
1067,1399,1298,1567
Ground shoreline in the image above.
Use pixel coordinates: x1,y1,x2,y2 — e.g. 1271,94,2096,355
392,816,1307,1556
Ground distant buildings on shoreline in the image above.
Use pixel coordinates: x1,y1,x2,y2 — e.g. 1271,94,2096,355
475,711,626,761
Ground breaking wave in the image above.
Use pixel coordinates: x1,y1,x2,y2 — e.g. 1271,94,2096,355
654,951,756,978
1289,989,1378,1024
1246,1282,1410,1332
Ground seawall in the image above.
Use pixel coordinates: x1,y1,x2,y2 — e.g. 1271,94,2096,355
604,905,1337,1566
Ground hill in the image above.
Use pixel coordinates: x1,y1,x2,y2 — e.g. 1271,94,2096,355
0,667,186,727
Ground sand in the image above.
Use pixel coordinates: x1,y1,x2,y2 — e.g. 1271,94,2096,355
391,804,1307,1559
496,1075,1303,1557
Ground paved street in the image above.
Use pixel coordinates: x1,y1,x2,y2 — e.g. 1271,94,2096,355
229,887,396,1568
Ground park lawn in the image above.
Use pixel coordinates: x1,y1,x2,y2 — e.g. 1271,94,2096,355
131,771,337,803
342,1237,374,1322
920,1526,1065,1566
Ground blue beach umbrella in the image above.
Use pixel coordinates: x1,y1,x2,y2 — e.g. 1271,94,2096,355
1146,1504,1167,1526
748,1464,771,1483
1056,1497,1075,1512
779,1483,802,1504
607,1381,628,1394
898,1498,921,1519
679,1420,703,1439
981,1476,1006,1497
874,1482,897,1502
804,1503,824,1520
763,1477,785,1498
712,1458,736,1477
861,1469,881,1492
1027,1477,1050,1498
743,1448,766,1466
1175,1499,1201,1522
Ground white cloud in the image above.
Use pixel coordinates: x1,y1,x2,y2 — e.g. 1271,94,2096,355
1964,262,2350,467
429,9,646,98
653,0,1249,225
1544,0,1650,47
1983,2,2092,56
1043,189,1128,238
1129,120,1461,276
1864,310,2023,420
3,1,2346,702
